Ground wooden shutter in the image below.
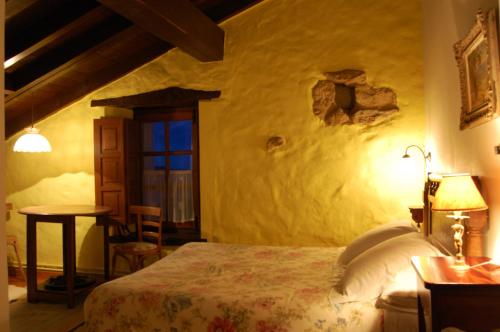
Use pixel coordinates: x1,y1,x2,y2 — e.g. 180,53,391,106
94,118,127,224
94,117,141,224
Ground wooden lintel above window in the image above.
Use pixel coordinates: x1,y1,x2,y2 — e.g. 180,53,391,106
91,87,221,109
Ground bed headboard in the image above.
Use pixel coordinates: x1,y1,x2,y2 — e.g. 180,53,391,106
422,175,488,257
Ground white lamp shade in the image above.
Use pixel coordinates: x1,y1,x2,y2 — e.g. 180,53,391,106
13,127,52,153
432,173,487,212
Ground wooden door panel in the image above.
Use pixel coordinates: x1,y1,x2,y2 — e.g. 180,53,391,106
101,127,120,152
101,158,123,185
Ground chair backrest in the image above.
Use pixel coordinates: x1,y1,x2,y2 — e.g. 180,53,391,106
128,205,163,246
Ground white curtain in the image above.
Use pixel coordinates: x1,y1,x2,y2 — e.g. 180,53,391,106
168,170,194,223
143,169,194,223
143,169,167,219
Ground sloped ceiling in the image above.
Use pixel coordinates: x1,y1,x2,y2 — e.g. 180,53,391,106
5,0,262,137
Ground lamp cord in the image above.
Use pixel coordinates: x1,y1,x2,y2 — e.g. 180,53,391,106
30,94,34,128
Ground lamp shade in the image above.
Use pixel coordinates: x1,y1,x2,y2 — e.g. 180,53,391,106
432,173,487,212
13,127,52,153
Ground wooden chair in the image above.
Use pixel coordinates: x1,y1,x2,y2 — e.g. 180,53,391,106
111,205,163,278
5,203,25,282
7,234,26,282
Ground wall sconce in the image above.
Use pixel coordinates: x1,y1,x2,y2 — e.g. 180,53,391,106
402,145,431,177
402,145,432,233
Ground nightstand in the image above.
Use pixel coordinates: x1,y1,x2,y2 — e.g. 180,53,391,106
411,256,500,332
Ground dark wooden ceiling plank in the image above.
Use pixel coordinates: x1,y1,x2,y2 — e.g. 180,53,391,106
9,17,132,88
6,0,99,59
5,26,167,106
202,0,264,22
91,87,221,108
5,27,170,137
6,0,38,21
5,6,116,73
98,0,224,62
5,26,145,104
5,74,17,92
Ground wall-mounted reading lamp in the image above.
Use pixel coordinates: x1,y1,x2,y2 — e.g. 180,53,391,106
402,145,432,232
402,145,431,181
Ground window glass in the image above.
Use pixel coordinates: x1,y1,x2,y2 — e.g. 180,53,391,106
169,155,192,171
169,120,192,151
142,122,165,152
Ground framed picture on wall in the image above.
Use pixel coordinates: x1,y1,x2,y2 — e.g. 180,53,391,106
454,8,500,130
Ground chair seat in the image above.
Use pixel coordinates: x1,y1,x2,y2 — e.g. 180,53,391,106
114,241,159,254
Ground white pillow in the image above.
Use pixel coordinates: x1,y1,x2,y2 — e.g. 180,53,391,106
337,220,417,265
337,232,441,301
376,268,420,312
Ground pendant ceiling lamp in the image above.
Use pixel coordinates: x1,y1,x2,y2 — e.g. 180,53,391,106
13,96,52,153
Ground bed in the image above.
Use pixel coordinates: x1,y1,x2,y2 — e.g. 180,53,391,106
85,224,442,332
85,242,382,331
84,178,485,332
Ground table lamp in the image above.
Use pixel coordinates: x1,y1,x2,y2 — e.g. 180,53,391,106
432,173,488,269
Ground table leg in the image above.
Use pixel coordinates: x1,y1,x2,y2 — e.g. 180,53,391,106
63,217,76,308
103,221,110,280
26,216,37,303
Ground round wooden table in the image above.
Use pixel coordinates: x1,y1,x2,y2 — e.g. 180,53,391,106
18,205,112,308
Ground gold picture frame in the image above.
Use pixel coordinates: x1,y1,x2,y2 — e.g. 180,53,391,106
454,9,500,130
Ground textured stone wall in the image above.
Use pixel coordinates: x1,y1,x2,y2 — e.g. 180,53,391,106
312,69,399,125
5,0,424,271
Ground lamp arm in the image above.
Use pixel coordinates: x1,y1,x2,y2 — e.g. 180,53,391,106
403,145,432,205
404,145,431,162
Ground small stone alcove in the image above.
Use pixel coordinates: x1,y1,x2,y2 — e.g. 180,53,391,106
312,69,399,125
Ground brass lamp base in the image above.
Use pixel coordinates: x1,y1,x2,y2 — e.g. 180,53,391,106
452,255,469,270
446,212,469,270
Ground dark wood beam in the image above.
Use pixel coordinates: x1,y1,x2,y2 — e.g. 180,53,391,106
98,0,224,62
6,0,38,21
91,87,221,108
5,6,115,73
5,26,170,137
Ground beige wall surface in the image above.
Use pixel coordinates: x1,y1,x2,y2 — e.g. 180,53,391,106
6,0,425,272
423,0,500,257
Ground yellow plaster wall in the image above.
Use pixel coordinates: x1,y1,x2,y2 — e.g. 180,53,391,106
6,0,424,271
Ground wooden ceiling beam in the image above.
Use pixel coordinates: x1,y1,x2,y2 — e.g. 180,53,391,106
98,0,225,62
5,6,115,73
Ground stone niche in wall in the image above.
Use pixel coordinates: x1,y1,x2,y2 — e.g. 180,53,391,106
312,69,399,125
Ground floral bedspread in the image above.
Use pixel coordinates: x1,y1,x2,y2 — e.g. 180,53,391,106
84,242,382,332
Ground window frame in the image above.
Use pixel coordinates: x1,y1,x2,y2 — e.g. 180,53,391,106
134,107,201,234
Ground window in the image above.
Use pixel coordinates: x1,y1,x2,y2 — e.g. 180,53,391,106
136,108,200,237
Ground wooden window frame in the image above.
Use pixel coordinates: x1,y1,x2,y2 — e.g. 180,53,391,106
134,107,201,235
